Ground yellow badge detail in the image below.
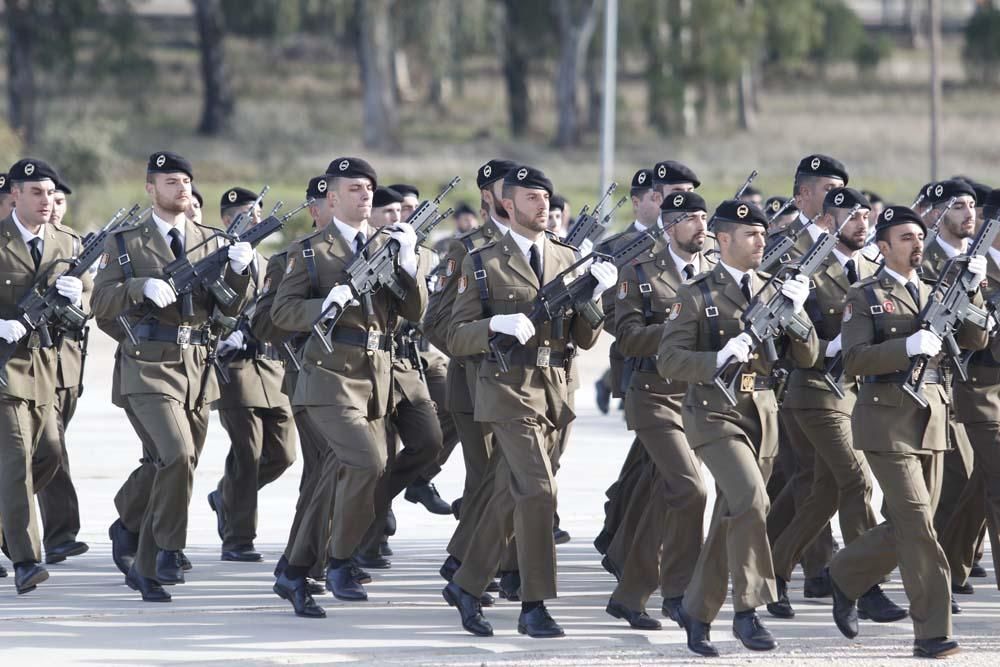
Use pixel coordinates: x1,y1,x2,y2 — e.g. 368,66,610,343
286,256,296,274
617,281,628,300
842,303,853,322
669,302,682,320
458,274,468,294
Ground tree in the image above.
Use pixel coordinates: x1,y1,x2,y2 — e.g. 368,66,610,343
193,0,236,136
553,0,601,147
6,0,39,146
500,0,533,137
355,0,400,150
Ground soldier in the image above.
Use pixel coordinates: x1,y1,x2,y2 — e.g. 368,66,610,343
94,151,254,602
765,188,901,622
739,186,764,209
658,199,817,656
0,174,13,219
207,187,297,563
187,185,203,225
605,191,713,630
827,205,987,658
764,196,798,236
270,157,426,614
442,165,616,638
389,183,420,221
453,202,479,234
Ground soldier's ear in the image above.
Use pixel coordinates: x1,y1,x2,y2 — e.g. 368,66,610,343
144,181,155,199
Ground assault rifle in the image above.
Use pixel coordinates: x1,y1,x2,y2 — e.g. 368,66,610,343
226,185,269,237
563,182,624,250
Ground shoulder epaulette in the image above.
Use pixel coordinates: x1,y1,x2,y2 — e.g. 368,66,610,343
755,270,773,281
456,226,485,243
858,275,881,287
51,222,81,238
688,270,713,284
294,228,323,244
468,240,496,255
549,236,577,250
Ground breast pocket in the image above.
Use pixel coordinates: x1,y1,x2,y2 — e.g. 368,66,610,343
0,270,32,304
701,316,743,346
494,285,535,315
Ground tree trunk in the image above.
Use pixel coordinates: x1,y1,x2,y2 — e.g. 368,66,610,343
6,0,38,146
193,0,235,136
502,0,531,137
356,0,400,150
737,60,755,131
553,0,601,147
584,37,601,133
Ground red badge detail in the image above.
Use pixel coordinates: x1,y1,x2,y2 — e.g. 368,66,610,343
883,301,895,313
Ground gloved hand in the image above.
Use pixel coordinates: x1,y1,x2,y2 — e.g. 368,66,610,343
589,261,619,301
489,313,535,344
390,222,418,277
781,273,810,314
142,278,177,308
579,238,594,258
716,332,753,368
228,241,254,273
825,333,842,358
0,319,27,344
217,330,244,355
322,285,357,317
968,255,987,287
905,329,942,358
55,275,83,306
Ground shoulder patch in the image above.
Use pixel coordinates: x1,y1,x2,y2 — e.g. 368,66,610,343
262,276,272,293
458,274,468,294
669,302,682,320
617,281,628,300
98,252,110,270
445,258,457,277
842,303,853,322
286,256,296,274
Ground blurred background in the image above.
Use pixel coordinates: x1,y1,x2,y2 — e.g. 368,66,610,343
1,0,997,242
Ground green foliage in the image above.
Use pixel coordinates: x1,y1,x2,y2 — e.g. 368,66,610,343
963,4,1000,85
810,0,868,69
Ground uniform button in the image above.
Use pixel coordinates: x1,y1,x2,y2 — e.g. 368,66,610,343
719,330,724,335
134,350,140,356
317,360,323,366
702,400,708,406
508,294,514,299
873,396,879,402
828,308,835,314
3,280,9,285
752,353,759,360
972,377,978,382
643,384,650,389
495,372,500,378
367,350,374,356
890,327,896,333
543,340,550,346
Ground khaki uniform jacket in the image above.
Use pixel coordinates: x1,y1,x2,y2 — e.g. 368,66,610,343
270,224,427,419
251,250,299,398
56,269,94,391
614,245,715,430
841,269,988,454
91,215,253,409
656,263,819,456
447,232,602,428
0,215,91,405
953,251,1000,424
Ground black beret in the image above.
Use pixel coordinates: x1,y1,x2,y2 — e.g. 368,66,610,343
0,174,9,194
919,182,935,201
660,190,707,213
824,187,870,210
306,175,330,199
860,189,883,204
764,195,797,216
983,189,1000,220
8,158,61,185
712,199,767,228
876,206,926,234
503,165,554,197
325,156,378,189
970,181,992,206
191,184,204,207
652,160,700,188
372,187,403,208
927,178,977,206
477,159,518,189
147,151,193,179
388,183,419,199
630,168,654,190
55,178,72,195
795,153,848,185
742,186,762,198
220,186,259,210
454,201,476,216
550,194,567,211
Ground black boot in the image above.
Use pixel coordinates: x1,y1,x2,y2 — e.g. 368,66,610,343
857,584,908,622
676,603,718,657
221,544,262,562
273,572,325,618
13,562,48,595
353,549,391,569
661,595,683,627
970,560,987,578
595,379,611,414
326,562,368,601
913,637,960,658
125,565,170,602
766,576,795,619
732,609,777,651
498,570,521,601
829,570,859,639
951,595,963,614
108,519,138,576
803,570,832,598
207,490,226,541
606,600,661,630
952,580,974,595
518,602,565,638
442,582,493,636
439,555,460,582
404,479,452,515
45,540,89,565
155,550,185,585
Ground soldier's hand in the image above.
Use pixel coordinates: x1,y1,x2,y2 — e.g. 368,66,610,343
825,333,842,357
968,255,987,287
589,261,619,300
389,222,419,277
217,330,244,355
781,273,810,313
228,241,254,273
489,313,535,344
56,275,84,306
905,329,942,358
579,238,594,258
142,279,178,308
716,332,753,367
322,285,357,316
0,320,27,344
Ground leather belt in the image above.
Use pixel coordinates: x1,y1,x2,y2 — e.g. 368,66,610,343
862,369,940,384
735,372,777,392
133,323,209,346
329,328,392,352
491,346,569,369
633,356,658,373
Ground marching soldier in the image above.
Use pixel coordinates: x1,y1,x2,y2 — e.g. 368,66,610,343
0,173,13,220
94,151,254,602
207,187,297,563
442,165,617,638
827,205,988,658
658,199,818,656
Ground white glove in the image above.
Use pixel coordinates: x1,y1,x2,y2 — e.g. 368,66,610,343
905,329,942,358
716,332,753,368
589,261,619,301
0,319,27,344
322,285,356,317
142,278,177,308
968,255,987,287
217,330,244,355
489,313,535,345
825,333,842,358
228,241,254,273
55,275,83,306
579,238,594,258
781,273,810,314
390,222,418,277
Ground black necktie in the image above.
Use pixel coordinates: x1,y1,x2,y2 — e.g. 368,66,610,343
906,281,920,308
354,232,367,260
27,237,41,270
529,244,542,282
845,259,858,285
683,264,695,281
167,228,184,259
740,273,752,303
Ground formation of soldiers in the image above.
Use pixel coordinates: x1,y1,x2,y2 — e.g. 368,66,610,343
0,150,996,659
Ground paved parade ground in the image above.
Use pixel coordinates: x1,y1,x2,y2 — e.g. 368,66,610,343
3,335,1000,665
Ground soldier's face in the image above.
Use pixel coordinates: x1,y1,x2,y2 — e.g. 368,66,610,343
12,179,55,228
739,193,763,209
308,197,333,230
373,203,402,228
330,177,374,224
455,212,479,233
224,202,262,229
400,195,419,221
546,208,563,233
634,189,662,225
720,225,766,270
836,207,869,251
667,211,707,254
51,191,67,225
768,212,797,234
0,195,12,220
504,187,550,234
659,182,694,196
147,172,192,215
879,224,924,271
941,195,976,239
796,176,843,218
186,198,203,225
868,201,884,228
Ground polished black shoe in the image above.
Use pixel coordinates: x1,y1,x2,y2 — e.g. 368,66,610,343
970,560,987,578
178,551,192,571
486,578,500,593
553,527,571,545
273,554,288,577
518,604,565,638
732,609,777,651
857,584,908,622
109,519,138,576
480,592,495,607
306,577,327,595
451,498,462,519
0,564,6,578
273,572,325,618
661,595,683,627
443,582,493,636
353,550,391,569
606,600,662,630
207,490,226,541
803,571,833,598
221,545,262,562
404,480,453,515
439,555,460,582
326,564,368,601
498,570,521,601
676,603,719,657
349,561,372,585
45,540,89,565
951,595,963,615
601,555,622,581
913,637,960,658
14,563,48,594
766,576,795,619
155,550,185,585
379,541,393,557
830,571,859,639
595,379,611,414
952,580,974,595
125,565,170,602
593,529,611,555
384,508,397,536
